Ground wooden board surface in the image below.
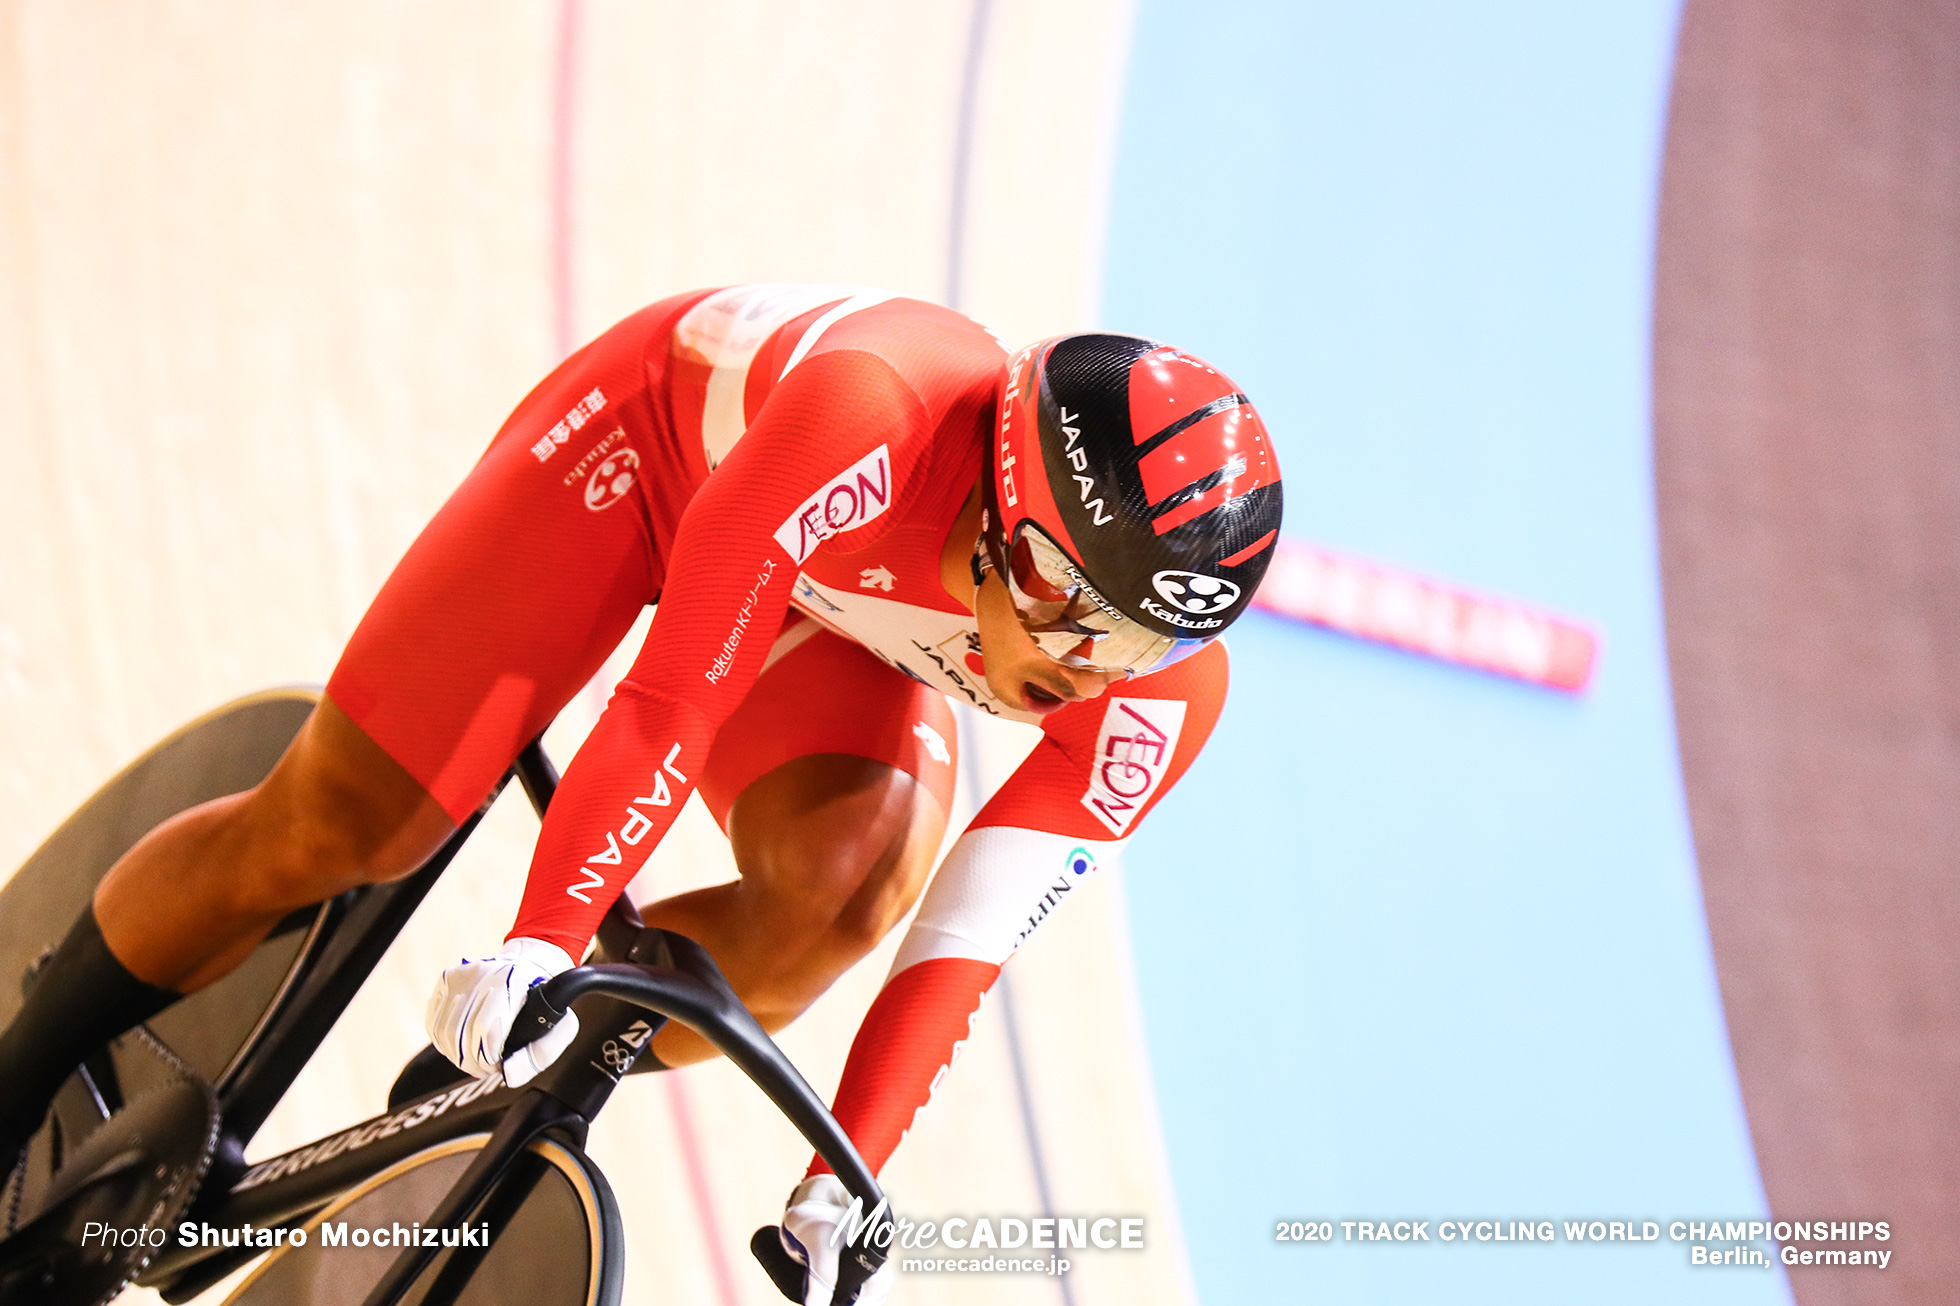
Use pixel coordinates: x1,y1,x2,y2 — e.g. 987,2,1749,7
0,4,1190,1303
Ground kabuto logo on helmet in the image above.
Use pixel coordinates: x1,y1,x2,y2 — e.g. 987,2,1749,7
994,334,1283,644
996,346,1038,509
1151,570,1241,616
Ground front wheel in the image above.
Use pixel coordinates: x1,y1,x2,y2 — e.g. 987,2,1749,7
222,1133,622,1306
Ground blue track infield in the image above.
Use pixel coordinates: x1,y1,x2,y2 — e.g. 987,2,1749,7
1101,4,1794,1302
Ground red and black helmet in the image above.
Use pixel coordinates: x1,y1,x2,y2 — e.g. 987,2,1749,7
986,334,1283,676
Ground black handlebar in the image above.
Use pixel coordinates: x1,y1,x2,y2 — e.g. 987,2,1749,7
503,931,888,1253
501,746,889,1304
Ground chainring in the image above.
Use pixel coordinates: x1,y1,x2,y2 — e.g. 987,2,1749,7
0,1030,218,1306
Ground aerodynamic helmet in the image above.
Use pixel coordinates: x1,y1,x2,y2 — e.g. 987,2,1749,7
983,333,1283,676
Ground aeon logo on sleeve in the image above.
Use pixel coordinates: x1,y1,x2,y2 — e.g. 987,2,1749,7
1081,697,1187,836
1152,570,1240,616
773,444,893,563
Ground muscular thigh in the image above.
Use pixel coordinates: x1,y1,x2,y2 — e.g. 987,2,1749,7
325,329,675,824
700,621,959,929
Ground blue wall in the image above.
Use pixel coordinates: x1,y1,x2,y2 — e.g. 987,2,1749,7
1105,4,1793,1301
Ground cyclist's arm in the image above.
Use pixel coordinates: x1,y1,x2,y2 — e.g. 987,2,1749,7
506,350,933,956
812,640,1229,1176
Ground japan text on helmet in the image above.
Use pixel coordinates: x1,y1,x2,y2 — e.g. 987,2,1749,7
984,333,1283,677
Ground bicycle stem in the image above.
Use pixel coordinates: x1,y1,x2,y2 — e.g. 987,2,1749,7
506,941,886,1213
511,742,892,1298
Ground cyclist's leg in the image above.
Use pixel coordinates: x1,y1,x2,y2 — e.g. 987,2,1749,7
92,697,456,991
0,696,489,1166
96,318,678,989
0,303,692,1159
635,621,959,1066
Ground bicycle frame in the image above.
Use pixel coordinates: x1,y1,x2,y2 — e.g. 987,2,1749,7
130,735,889,1305
207,737,563,1148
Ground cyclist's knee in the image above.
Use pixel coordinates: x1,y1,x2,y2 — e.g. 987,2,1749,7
773,830,902,923
824,854,925,956
208,794,378,917
228,702,454,909
739,802,939,959
733,752,939,881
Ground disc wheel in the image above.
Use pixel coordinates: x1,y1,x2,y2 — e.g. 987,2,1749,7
0,687,325,1091
223,1133,622,1306
0,689,325,1252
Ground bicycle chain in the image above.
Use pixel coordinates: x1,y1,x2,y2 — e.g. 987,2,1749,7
2,1141,22,1240
110,1024,220,1301
80,1023,220,1306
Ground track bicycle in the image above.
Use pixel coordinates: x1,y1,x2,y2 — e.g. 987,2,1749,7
0,688,888,1305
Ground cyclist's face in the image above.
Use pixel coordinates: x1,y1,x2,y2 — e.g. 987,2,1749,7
973,570,1127,716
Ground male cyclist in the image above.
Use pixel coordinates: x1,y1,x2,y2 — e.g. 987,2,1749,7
0,285,1280,1304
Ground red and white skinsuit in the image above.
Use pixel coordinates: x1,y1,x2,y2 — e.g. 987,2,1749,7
327,285,1227,1176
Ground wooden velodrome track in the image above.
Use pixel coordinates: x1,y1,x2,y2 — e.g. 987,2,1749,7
0,4,1191,1304
1657,2,1960,1303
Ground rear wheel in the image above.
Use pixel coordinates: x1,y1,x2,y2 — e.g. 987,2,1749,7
1,690,330,1244
223,1133,622,1306
0,687,327,1091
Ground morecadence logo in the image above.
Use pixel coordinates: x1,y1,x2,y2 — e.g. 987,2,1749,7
831,1195,1147,1278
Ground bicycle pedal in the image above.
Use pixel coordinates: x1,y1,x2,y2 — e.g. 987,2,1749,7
750,1225,807,1302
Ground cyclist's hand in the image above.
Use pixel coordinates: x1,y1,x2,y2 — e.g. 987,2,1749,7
424,937,580,1087
777,1174,895,1306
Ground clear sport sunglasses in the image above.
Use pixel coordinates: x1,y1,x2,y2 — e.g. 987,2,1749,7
977,520,1210,678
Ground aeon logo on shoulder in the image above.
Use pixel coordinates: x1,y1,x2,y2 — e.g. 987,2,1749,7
774,444,892,563
1152,570,1240,616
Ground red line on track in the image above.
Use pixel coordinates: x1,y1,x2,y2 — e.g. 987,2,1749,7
664,1073,746,1306
1251,538,1599,692
550,0,581,361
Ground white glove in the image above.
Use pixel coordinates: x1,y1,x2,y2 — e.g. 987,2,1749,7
424,937,580,1087
780,1174,895,1306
